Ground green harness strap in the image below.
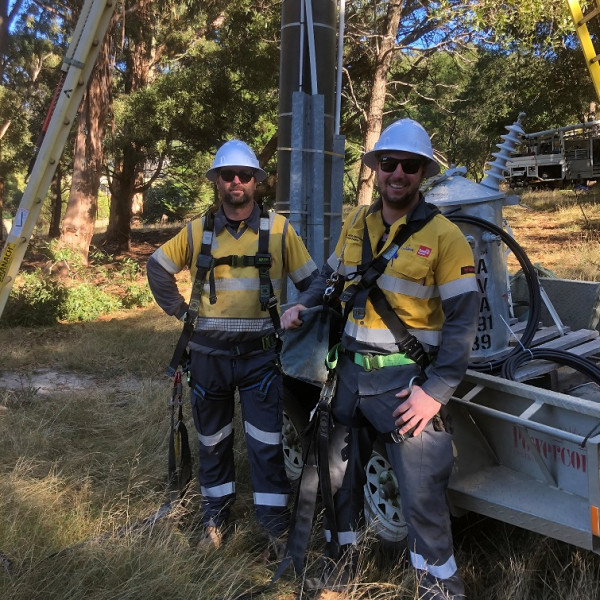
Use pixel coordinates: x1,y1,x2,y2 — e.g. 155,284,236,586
325,342,415,371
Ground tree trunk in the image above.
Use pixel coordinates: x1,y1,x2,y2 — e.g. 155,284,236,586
356,0,403,206
106,147,138,252
48,164,62,238
105,7,155,252
59,33,111,264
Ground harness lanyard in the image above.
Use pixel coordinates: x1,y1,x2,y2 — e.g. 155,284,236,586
168,369,192,500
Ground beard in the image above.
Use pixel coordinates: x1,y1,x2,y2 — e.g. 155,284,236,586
221,189,253,207
379,187,420,212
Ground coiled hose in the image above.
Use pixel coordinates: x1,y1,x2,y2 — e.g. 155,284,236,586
448,213,542,374
449,213,600,385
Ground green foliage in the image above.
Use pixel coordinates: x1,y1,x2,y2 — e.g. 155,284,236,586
120,281,154,309
143,180,206,223
2,272,123,326
1,240,155,327
60,283,121,321
2,270,68,326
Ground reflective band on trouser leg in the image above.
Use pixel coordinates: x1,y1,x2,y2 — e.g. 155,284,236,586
254,492,289,507
201,482,236,498
198,422,233,446
240,369,290,537
324,529,358,546
245,421,282,445
411,551,457,580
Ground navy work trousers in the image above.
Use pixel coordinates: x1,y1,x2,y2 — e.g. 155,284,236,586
188,349,290,537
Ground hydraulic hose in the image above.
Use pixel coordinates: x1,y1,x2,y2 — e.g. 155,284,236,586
500,347,600,385
448,213,542,374
450,213,600,388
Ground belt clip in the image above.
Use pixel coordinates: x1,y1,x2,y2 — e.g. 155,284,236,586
391,429,407,444
362,353,382,371
261,334,276,350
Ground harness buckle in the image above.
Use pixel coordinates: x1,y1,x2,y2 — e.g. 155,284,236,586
196,254,215,270
362,353,383,371
403,335,427,366
230,255,246,268
261,334,278,350
353,307,366,319
390,429,407,444
254,253,272,267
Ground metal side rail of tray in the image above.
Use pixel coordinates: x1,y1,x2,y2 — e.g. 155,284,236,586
446,370,600,554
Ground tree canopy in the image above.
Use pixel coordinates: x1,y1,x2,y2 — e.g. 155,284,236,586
0,0,595,248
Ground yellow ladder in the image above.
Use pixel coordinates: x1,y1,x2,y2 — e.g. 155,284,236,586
567,0,600,101
0,0,116,318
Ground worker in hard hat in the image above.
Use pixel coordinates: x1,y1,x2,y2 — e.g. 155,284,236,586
281,119,479,599
147,139,318,555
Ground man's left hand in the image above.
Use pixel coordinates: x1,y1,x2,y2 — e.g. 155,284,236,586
393,385,441,438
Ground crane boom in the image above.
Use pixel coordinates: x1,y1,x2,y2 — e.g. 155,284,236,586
0,0,116,319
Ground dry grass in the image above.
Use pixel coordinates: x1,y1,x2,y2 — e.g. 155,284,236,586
505,187,600,280
3,199,600,599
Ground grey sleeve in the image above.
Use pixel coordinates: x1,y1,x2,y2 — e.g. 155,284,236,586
421,289,480,404
146,254,188,320
295,263,334,307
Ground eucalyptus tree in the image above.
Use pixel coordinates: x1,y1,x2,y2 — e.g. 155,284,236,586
104,0,280,252
341,0,579,204
0,0,63,242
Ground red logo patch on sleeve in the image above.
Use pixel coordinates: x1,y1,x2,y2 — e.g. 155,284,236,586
417,245,432,257
461,265,475,275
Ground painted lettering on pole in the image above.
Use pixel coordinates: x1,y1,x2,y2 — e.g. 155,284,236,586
473,257,492,352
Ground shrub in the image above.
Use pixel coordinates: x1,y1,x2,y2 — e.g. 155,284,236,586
143,181,199,223
2,270,67,326
120,281,154,309
59,283,122,322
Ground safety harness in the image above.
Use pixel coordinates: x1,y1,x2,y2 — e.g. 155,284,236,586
167,206,282,376
335,201,440,368
270,201,442,586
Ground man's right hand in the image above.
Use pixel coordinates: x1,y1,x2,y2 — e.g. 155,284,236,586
280,304,307,330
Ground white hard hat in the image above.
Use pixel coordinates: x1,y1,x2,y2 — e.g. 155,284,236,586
206,139,267,182
362,118,440,178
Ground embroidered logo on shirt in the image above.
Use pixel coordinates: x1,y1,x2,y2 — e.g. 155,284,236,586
417,245,432,257
461,265,475,275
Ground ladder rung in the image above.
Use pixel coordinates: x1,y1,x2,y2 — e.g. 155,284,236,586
579,7,600,27
591,54,600,64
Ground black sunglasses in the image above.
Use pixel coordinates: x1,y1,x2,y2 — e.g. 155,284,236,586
219,169,255,183
378,156,423,175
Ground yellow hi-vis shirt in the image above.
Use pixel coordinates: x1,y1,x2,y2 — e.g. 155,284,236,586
329,201,479,354
148,203,317,344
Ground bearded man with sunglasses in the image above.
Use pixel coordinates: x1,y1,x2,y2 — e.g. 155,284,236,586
147,139,318,554
281,119,479,599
